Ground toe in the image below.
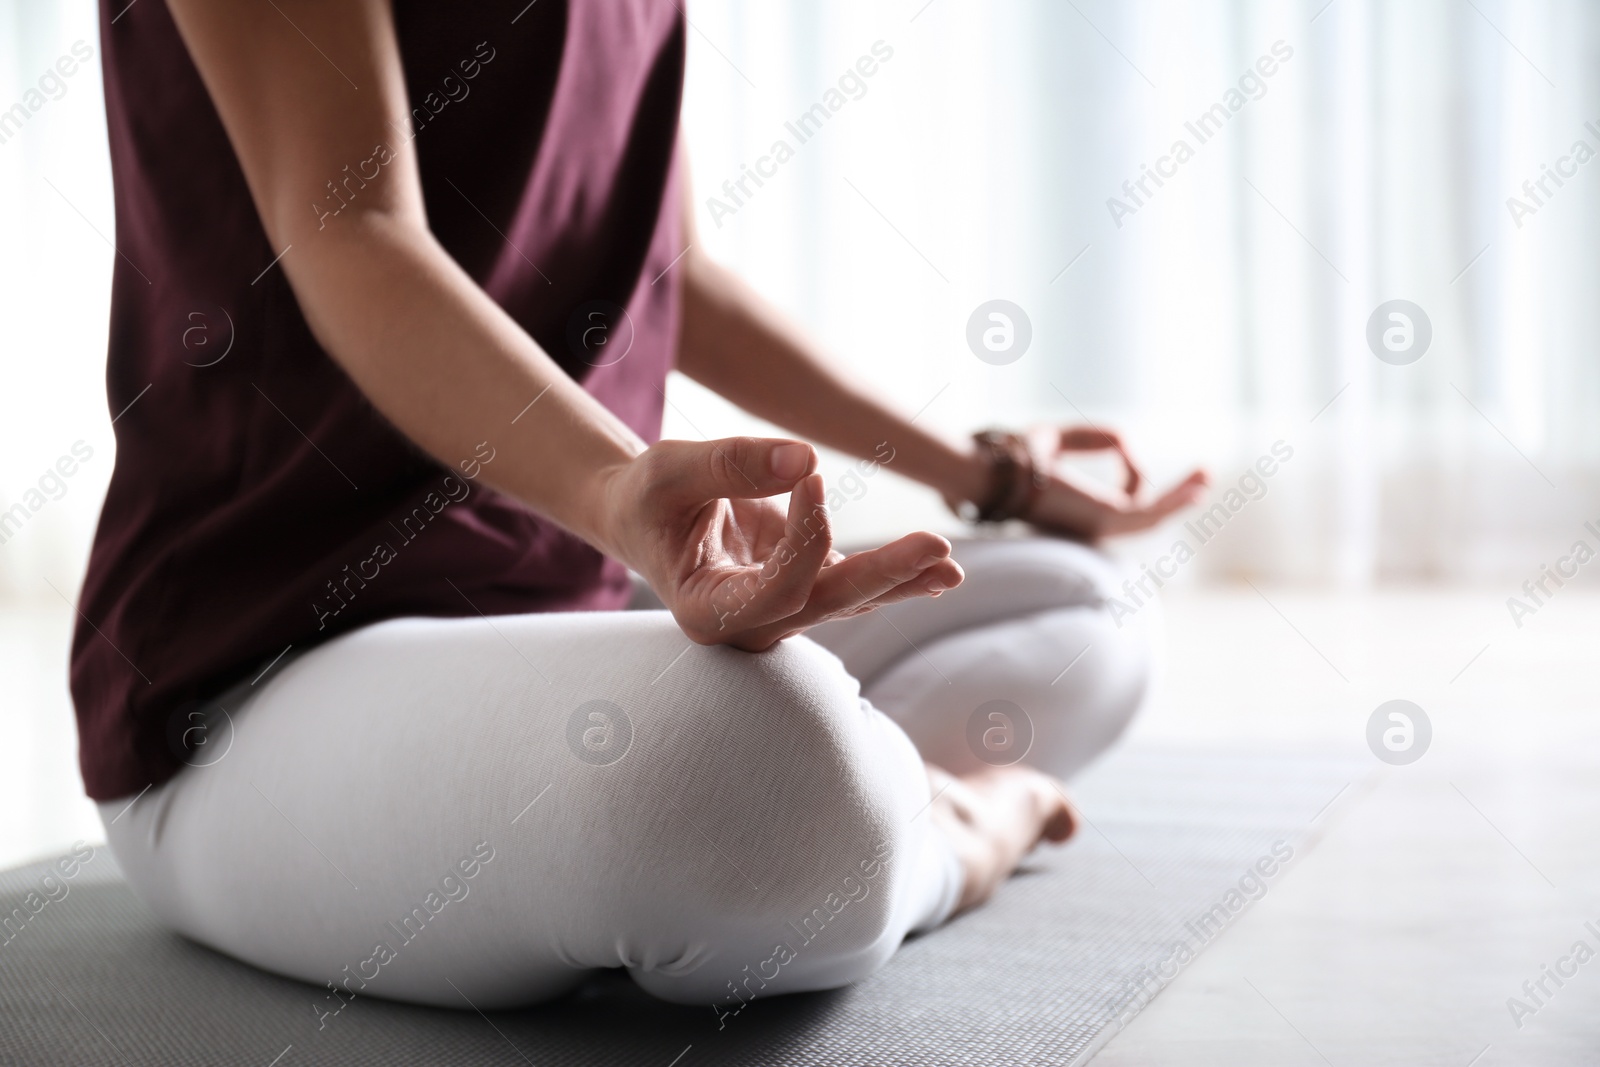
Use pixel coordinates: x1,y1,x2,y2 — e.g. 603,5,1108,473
1037,776,1078,843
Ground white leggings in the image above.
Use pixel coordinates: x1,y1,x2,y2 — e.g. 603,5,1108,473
99,537,1155,1015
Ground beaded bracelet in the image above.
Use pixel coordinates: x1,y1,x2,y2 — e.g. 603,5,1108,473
961,430,1045,523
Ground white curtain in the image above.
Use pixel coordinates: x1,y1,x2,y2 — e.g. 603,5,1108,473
0,1,113,863
2,0,1598,597
676,0,1600,585
0,1,115,602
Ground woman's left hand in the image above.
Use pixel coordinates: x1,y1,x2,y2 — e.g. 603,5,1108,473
1021,425,1209,540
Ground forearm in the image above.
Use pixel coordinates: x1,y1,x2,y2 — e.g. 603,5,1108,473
677,252,987,506
282,209,642,555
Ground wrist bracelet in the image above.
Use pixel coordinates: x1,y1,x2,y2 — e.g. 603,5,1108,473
962,430,1044,524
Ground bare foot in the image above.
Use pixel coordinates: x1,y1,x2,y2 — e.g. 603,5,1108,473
925,762,1078,914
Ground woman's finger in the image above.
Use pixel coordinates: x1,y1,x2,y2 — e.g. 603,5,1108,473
1103,470,1208,534
723,543,960,652
1055,426,1121,452
1115,444,1145,495
831,564,964,617
705,473,833,634
1050,426,1143,495
785,533,959,622
734,532,960,646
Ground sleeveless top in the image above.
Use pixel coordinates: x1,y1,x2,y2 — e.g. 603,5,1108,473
74,0,684,800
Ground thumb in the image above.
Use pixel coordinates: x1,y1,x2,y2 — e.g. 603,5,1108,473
651,436,817,503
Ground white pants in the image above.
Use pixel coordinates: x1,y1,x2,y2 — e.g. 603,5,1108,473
99,537,1156,1015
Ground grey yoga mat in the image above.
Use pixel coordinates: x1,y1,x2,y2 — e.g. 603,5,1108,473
0,744,1359,1066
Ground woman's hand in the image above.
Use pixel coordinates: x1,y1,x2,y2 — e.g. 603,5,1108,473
596,437,964,651
1022,425,1209,541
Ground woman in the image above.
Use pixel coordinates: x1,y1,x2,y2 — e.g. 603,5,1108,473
76,0,1206,1013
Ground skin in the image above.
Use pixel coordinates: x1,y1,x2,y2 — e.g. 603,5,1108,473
164,0,1208,917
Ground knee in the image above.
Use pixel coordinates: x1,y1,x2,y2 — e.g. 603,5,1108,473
670,639,903,903
612,638,909,968
973,537,1164,678
1036,604,1153,743
982,601,1155,778
864,599,1155,781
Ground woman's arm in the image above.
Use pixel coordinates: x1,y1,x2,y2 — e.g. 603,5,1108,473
166,0,961,649
675,165,1208,538
167,0,639,551
676,185,990,509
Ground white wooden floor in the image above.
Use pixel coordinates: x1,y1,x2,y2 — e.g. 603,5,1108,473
5,586,1599,1063
1097,586,1600,1067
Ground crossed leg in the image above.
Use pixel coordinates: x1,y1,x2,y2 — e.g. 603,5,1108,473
99,537,1153,1014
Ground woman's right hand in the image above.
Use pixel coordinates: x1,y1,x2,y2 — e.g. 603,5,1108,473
595,437,964,651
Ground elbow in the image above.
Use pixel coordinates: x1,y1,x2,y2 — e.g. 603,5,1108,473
275,141,416,241
257,145,425,253
268,196,426,250
255,196,433,317
250,198,434,365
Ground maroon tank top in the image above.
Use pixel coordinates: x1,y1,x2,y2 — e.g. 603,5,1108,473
74,0,685,800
